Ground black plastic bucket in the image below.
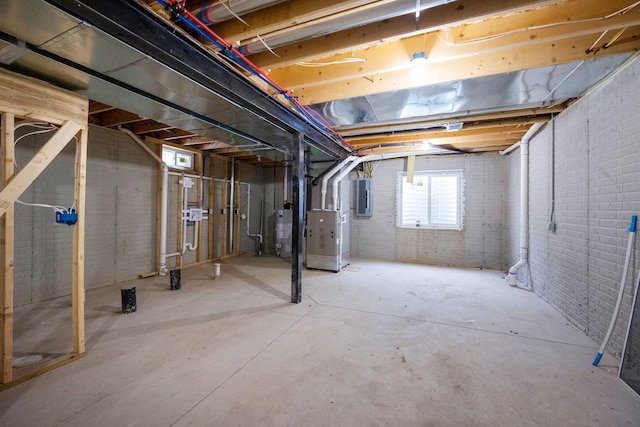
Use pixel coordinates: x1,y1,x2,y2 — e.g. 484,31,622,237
170,269,181,290
121,287,137,313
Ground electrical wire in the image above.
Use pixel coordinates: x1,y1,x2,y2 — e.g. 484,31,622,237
217,0,249,27
296,58,366,67
156,0,355,153
436,1,640,46
13,122,76,213
15,199,68,213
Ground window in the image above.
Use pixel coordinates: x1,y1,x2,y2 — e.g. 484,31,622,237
397,170,463,229
162,145,194,171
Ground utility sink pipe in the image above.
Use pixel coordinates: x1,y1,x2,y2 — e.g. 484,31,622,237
504,122,544,287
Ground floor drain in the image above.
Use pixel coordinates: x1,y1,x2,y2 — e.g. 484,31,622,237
13,354,44,368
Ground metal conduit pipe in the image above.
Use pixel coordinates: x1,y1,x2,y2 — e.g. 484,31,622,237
119,127,170,275
329,150,439,212
505,122,545,287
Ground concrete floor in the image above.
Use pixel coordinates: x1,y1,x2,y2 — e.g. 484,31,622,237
1,254,639,426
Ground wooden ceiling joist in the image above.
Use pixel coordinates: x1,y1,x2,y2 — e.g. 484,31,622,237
249,0,560,70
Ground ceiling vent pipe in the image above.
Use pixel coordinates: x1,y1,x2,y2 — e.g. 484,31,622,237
504,122,545,288
324,150,440,211
193,0,276,25
236,0,447,55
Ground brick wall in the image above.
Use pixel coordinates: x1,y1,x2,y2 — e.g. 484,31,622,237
506,56,640,356
351,154,506,269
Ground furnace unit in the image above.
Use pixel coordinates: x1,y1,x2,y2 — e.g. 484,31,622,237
306,210,350,272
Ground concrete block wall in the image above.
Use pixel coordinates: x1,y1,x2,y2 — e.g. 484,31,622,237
506,56,640,357
11,126,227,305
238,162,267,255
15,132,76,303
351,154,506,269
13,126,157,305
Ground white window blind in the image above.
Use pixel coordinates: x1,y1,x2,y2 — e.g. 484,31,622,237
397,170,463,229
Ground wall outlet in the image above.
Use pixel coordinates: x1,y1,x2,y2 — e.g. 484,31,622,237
547,222,556,232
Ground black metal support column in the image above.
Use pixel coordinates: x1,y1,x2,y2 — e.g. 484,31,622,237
291,133,305,303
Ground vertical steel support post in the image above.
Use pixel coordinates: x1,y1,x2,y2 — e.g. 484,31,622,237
291,133,305,303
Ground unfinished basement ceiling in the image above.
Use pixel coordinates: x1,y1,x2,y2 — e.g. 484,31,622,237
1,0,639,160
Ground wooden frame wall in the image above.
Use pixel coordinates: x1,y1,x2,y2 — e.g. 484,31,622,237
0,69,88,385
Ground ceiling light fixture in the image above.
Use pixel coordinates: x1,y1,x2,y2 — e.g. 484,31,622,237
411,51,428,65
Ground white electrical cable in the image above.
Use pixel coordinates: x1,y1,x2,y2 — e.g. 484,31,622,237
256,34,281,58
13,122,75,213
437,2,640,46
15,199,69,213
296,58,366,67
218,0,249,27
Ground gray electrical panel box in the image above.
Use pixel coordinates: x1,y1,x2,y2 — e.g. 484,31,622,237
306,210,349,272
355,178,372,217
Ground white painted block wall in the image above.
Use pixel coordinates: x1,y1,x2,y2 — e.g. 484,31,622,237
350,154,506,269
506,56,640,356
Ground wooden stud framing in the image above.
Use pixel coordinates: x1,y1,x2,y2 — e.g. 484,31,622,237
234,160,241,254
196,174,203,263
208,155,215,259
72,127,87,355
155,144,163,272
221,159,228,257
177,172,184,267
1,112,15,383
0,121,81,216
0,68,88,385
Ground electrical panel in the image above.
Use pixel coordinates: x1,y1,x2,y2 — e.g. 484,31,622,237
355,178,372,217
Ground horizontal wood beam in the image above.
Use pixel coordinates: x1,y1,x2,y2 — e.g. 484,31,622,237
447,0,635,44
250,0,559,70
337,107,560,136
88,101,115,115
270,8,640,91
211,0,385,44
0,121,81,217
99,109,143,127
291,27,640,104
0,68,88,126
129,121,175,135
347,125,530,146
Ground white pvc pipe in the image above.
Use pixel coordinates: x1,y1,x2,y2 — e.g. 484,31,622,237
507,122,544,287
499,141,520,156
321,156,357,210
119,127,170,276
329,151,437,212
181,181,200,254
593,216,637,366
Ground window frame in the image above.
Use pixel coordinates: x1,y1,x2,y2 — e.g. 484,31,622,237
396,169,464,230
162,145,195,171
